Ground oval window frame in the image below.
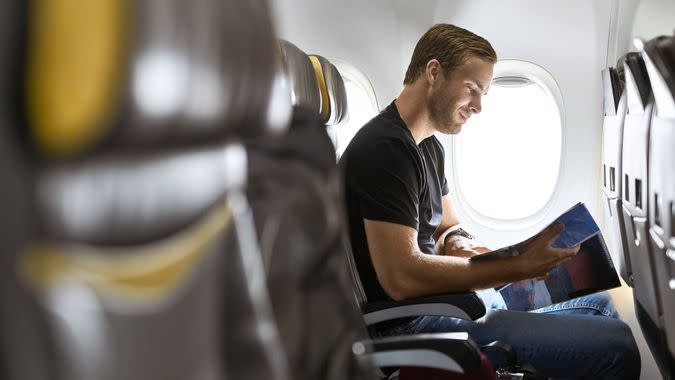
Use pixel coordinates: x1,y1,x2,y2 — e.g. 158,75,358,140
451,59,566,230
330,59,379,111
329,59,380,158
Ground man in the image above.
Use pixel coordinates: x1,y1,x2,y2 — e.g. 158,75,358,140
340,24,640,379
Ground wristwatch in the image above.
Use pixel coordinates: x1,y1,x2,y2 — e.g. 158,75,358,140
444,227,475,244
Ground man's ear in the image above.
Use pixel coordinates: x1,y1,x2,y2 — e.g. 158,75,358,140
425,59,441,84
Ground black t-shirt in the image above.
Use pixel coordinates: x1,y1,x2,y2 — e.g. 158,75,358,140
340,101,449,303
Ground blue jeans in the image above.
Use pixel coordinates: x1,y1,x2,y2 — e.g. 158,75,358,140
378,291,640,379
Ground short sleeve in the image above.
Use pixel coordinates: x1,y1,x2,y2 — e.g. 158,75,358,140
441,176,449,196
347,139,421,230
426,136,449,197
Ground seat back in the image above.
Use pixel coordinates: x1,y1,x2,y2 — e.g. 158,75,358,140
309,54,349,126
620,52,662,325
0,1,288,379
279,40,323,114
306,51,368,309
643,33,675,378
246,41,374,380
601,62,632,285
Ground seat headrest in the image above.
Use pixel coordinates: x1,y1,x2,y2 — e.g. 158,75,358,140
602,67,622,116
623,52,652,113
308,55,348,125
278,40,321,115
644,35,675,99
22,0,278,158
643,34,675,117
615,55,628,84
265,51,294,134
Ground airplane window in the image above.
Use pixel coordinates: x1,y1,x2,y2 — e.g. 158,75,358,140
330,61,379,160
454,60,563,222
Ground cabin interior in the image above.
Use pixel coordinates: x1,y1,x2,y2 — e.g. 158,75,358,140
0,0,673,379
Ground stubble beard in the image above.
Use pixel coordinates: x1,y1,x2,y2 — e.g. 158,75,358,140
428,90,462,135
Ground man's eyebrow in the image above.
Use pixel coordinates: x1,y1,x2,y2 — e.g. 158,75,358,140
472,79,487,93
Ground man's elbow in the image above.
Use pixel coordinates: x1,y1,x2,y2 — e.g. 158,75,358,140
379,272,419,301
385,287,411,302
385,285,408,302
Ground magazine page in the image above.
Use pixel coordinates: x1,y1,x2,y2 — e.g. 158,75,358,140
470,202,600,262
498,233,621,311
465,202,620,310
549,202,601,248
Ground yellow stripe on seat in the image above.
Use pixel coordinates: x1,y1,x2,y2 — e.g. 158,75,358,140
26,0,127,157
20,202,233,304
309,55,330,122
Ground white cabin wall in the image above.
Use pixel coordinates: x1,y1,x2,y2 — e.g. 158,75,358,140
269,0,402,107
609,0,641,63
601,0,673,69
390,0,439,94
633,0,675,43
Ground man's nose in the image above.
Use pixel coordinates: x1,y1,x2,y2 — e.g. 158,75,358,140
469,95,482,114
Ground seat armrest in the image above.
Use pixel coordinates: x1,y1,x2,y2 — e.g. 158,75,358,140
361,292,486,326
352,332,482,374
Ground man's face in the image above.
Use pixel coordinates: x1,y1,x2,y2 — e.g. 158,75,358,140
427,56,494,135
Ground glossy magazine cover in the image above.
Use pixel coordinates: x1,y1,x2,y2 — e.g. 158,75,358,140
471,203,621,311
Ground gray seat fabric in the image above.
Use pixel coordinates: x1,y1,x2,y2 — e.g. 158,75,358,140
601,62,632,285
119,0,280,143
0,1,288,379
279,40,323,116
248,113,374,380
620,52,661,325
643,34,675,378
246,40,375,380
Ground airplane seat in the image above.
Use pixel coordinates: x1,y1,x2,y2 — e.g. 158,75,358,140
0,1,290,379
0,2,48,379
601,61,632,285
621,51,668,375
309,54,349,127
642,33,675,379
246,39,376,380
344,235,493,378
308,53,349,155
279,40,323,115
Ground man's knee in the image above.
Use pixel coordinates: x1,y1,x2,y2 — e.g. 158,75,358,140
605,320,641,376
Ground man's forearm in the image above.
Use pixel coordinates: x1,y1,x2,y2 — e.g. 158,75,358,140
365,219,530,301
392,251,527,300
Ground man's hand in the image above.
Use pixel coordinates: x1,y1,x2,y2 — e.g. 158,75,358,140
515,223,579,278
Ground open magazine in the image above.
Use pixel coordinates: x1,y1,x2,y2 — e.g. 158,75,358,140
470,202,621,312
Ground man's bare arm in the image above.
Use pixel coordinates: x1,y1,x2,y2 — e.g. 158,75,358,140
364,219,578,301
432,195,460,244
